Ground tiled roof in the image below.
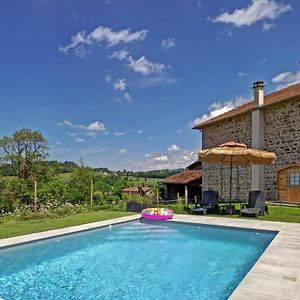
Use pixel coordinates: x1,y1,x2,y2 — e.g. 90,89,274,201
193,82,300,129
159,170,202,185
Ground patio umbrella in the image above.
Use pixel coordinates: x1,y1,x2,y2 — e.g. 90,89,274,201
198,141,276,205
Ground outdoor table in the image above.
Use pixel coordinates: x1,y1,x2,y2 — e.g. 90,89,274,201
220,204,235,215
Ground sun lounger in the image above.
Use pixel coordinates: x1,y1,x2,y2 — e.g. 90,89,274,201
191,190,219,214
240,191,266,217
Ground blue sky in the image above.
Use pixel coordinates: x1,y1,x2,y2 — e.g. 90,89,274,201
0,0,299,170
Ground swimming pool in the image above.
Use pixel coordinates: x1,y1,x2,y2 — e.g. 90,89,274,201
0,220,276,300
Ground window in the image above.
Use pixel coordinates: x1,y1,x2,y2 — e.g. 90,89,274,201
289,172,300,186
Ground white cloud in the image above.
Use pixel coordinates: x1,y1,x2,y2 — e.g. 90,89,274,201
110,50,169,79
123,92,132,101
167,144,180,152
272,71,300,89
81,146,107,155
212,0,291,28
74,137,85,143
63,120,106,132
161,37,176,50
110,49,130,60
176,129,182,134
127,149,198,171
114,132,125,136
262,22,276,31
153,155,168,162
127,56,166,76
238,72,250,77
118,148,128,154
59,25,148,55
190,96,249,127
138,130,144,134
105,75,131,101
113,78,127,91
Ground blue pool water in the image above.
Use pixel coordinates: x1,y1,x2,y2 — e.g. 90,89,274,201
0,220,276,300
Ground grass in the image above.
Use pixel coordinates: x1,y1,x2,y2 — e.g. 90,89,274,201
125,176,160,187
0,210,134,239
55,172,72,183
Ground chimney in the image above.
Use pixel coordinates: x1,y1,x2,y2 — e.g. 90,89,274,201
251,81,265,193
252,81,265,106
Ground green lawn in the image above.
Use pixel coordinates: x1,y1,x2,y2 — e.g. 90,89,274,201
0,210,134,239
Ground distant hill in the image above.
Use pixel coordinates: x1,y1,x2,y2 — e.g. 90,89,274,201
116,169,184,178
0,160,78,176
1,159,183,179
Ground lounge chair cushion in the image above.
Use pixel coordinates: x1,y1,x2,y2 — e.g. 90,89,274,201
190,207,207,215
240,208,261,217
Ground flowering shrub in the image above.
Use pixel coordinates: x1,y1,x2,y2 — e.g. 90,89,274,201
0,201,88,220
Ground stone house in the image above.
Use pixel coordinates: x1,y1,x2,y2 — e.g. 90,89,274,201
193,82,300,202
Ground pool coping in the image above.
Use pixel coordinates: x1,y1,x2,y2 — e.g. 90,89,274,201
0,214,299,299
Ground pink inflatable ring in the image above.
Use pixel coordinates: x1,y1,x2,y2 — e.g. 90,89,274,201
141,207,174,220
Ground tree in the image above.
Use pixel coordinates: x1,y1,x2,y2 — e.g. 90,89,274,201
0,128,48,179
69,159,94,204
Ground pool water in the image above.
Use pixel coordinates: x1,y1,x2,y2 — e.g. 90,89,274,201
0,220,276,300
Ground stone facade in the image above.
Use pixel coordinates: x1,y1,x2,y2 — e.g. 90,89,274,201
201,96,300,201
202,113,252,201
264,97,300,199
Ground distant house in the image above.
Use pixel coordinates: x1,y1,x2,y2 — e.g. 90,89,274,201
193,82,300,202
160,161,202,203
122,187,153,197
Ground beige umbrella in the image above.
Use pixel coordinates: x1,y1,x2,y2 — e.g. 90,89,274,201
198,141,276,205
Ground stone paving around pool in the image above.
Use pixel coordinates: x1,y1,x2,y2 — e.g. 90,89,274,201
1,214,299,299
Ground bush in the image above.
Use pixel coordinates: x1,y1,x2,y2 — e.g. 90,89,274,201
104,195,121,204
122,194,151,205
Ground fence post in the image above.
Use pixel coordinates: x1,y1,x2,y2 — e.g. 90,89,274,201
34,180,37,213
156,189,159,205
90,179,93,206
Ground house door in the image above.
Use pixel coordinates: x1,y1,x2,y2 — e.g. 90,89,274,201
288,172,300,203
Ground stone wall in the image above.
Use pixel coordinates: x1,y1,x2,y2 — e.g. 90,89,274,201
264,97,300,199
200,97,300,201
201,113,252,201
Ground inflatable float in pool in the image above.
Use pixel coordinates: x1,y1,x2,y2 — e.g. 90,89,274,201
141,207,174,220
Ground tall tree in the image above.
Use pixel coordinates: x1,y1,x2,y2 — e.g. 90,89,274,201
0,128,48,179
70,159,94,204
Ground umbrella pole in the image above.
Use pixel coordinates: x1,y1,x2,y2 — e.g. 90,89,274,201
229,156,233,206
